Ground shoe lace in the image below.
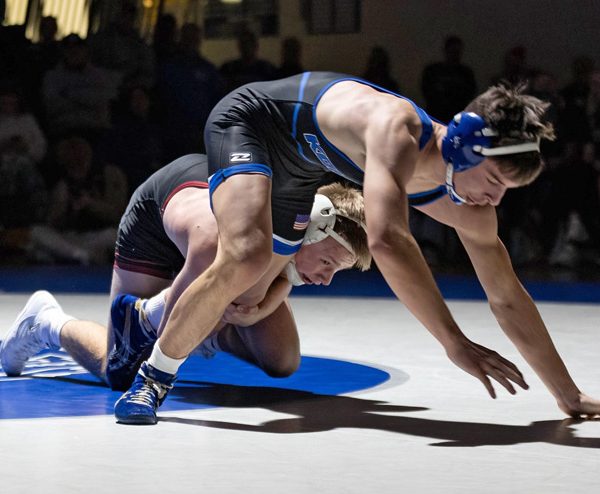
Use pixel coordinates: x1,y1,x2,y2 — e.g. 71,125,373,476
128,379,170,406
128,383,158,407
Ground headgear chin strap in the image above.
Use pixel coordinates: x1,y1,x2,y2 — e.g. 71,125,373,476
442,111,541,204
284,261,305,286
445,163,468,204
303,194,365,255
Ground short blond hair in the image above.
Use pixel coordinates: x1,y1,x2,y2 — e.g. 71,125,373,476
317,182,371,271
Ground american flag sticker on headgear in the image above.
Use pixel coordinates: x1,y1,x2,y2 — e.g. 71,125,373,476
293,213,310,231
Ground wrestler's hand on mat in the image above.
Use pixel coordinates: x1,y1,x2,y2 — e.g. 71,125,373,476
558,393,600,419
223,303,261,327
445,338,529,398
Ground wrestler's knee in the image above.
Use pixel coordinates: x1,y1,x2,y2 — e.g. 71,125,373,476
221,228,272,278
261,350,300,378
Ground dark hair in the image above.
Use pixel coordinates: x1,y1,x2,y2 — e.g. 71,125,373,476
465,83,555,182
61,33,86,47
444,35,463,49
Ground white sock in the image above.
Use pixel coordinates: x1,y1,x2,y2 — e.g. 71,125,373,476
39,308,76,349
147,340,186,375
142,289,167,332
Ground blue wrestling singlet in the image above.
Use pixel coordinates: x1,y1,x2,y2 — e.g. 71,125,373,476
204,72,447,254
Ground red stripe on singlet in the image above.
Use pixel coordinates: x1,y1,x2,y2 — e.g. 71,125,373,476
160,181,209,215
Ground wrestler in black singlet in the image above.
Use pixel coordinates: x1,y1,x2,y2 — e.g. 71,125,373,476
114,154,209,279
204,71,446,255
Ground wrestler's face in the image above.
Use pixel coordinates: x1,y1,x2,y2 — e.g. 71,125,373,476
294,236,356,286
452,159,524,207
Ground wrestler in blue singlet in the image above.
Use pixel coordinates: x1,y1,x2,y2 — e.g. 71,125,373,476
204,72,446,254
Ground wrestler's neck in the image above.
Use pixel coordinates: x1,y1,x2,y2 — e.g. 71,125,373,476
408,122,447,190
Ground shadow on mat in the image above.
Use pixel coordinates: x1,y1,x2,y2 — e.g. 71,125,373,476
161,381,600,448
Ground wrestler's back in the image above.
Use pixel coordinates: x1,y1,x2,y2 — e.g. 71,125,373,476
316,80,427,172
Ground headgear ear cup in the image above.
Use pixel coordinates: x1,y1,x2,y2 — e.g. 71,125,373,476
303,194,362,254
441,112,493,172
285,194,357,286
303,194,337,245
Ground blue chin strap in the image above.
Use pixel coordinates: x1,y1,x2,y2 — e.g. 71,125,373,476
441,112,540,205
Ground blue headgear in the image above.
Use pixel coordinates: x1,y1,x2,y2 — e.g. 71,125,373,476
442,112,493,172
441,112,541,204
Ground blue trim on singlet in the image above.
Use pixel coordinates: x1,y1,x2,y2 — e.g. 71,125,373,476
310,77,434,177
273,235,303,256
208,163,272,209
311,76,443,205
311,81,364,175
407,185,447,206
292,72,312,161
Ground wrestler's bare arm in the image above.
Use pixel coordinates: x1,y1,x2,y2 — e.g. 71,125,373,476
363,119,526,397
160,187,292,335
223,274,292,328
418,198,600,416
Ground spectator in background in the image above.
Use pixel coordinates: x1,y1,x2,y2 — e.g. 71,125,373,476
98,85,163,195
589,70,600,170
0,86,48,229
417,36,477,266
220,28,277,93
541,56,600,267
491,45,534,87
0,86,47,165
24,134,128,265
88,1,155,94
156,22,222,159
278,37,304,78
34,16,61,62
560,56,595,160
362,45,399,93
42,34,114,140
152,13,178,65
421,35,477,123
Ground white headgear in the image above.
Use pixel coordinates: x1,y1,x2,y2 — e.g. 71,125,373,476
302,194,364,255
284,194,366,286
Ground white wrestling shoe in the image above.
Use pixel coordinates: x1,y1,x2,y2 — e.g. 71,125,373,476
0,290,63,376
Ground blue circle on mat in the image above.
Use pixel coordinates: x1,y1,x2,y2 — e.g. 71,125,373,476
0,350,392,420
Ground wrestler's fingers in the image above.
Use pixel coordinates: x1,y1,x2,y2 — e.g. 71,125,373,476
488,358,529,390
483,364,517,395
476,371,496,399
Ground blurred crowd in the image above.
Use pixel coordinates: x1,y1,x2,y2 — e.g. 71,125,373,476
0,5,598,275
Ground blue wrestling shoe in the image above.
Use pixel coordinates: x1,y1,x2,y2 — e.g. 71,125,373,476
107,294,157,391
114,362,176,425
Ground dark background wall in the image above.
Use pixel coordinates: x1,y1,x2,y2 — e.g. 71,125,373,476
200,0,600,100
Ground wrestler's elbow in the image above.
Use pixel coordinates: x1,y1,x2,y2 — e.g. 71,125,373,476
368,226,413,257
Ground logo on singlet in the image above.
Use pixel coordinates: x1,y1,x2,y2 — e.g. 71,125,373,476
230,152,252,163
293,213,310,231
303,134,339,173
